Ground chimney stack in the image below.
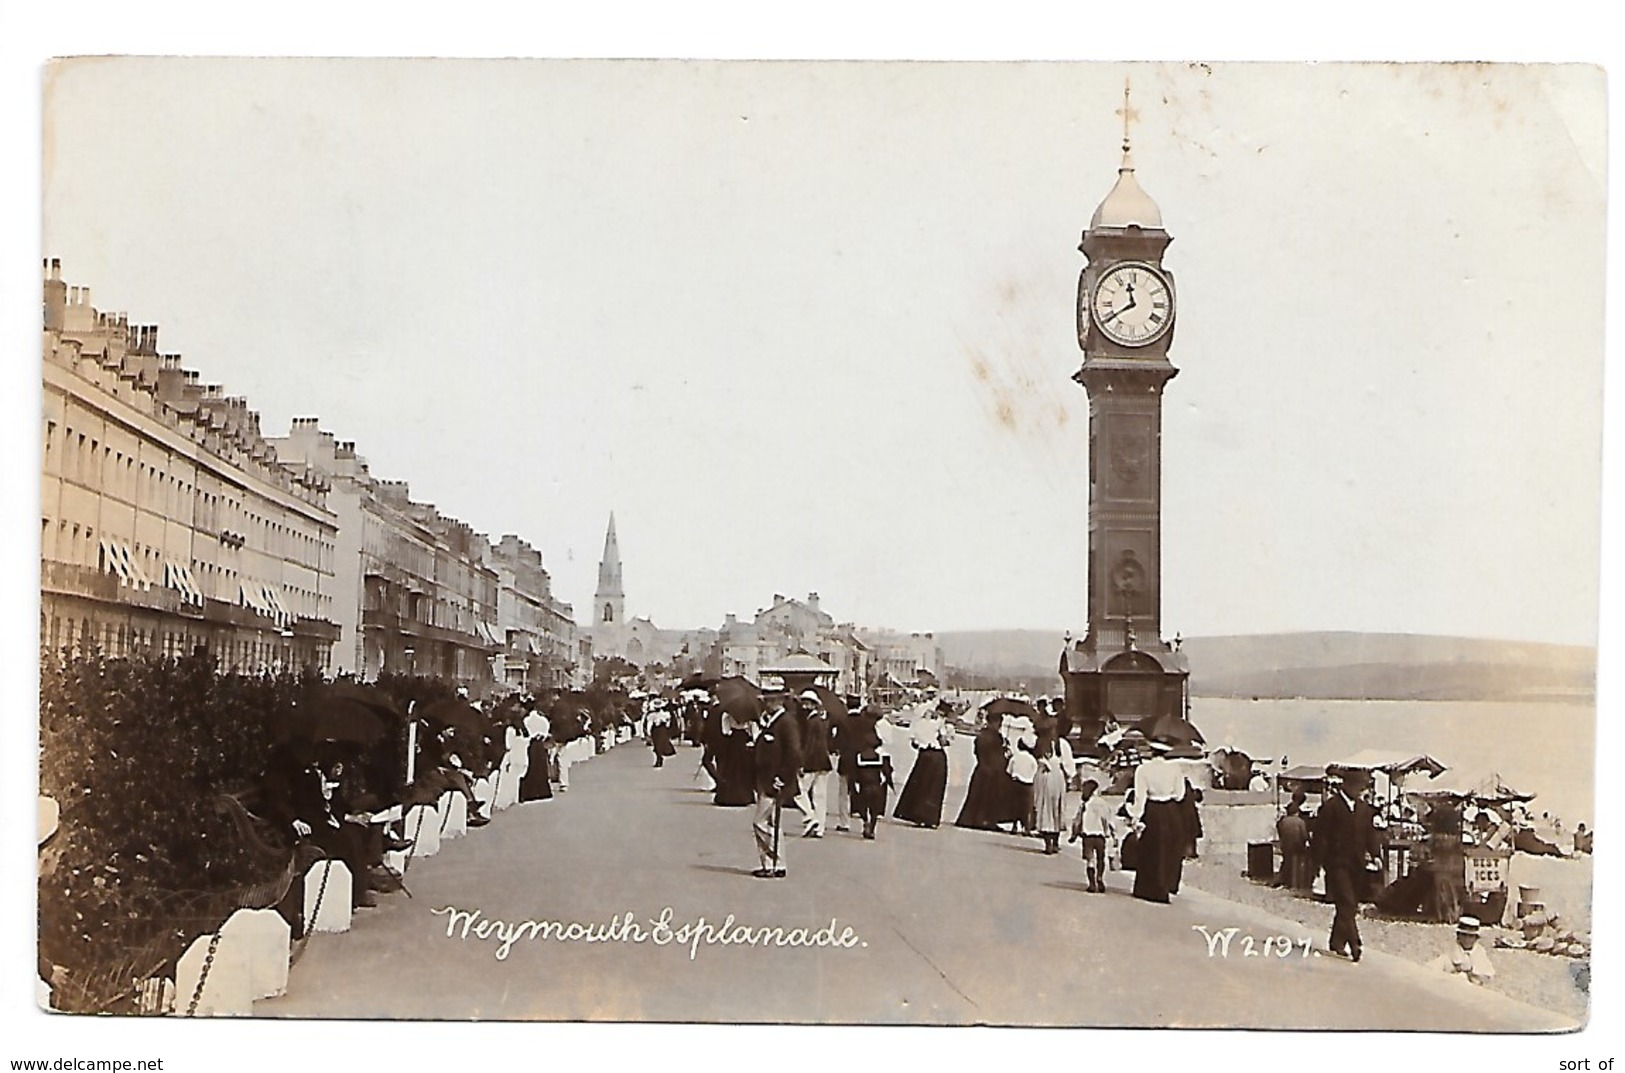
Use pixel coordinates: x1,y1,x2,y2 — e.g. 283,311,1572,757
42,258,67,331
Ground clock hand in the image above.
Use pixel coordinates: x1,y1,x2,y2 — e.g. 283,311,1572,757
1100,295,1137,324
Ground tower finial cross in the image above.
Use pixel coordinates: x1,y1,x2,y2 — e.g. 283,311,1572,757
1115,77,1140,160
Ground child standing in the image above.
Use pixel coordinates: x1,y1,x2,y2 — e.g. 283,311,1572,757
1070,779,1116,893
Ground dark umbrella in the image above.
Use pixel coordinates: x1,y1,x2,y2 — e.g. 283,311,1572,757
806,684,848,721
715,676,762,723
680,671,719,691
277,694,388,746
327,681,409,723
981,696,1039,721
1145,712,1206,758
417,698,488,739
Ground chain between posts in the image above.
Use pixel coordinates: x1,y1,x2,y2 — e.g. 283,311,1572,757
182,931,223,1017
288,857,333,967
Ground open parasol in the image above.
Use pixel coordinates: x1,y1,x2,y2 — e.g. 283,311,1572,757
417,698,488,739
277,693,389,746
981,696,1039,721
715,676,763,724
802,684,848,721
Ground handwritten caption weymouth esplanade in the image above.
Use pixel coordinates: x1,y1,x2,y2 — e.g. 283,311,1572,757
430,905,866,962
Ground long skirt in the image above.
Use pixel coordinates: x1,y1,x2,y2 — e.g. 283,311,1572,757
517,739,554,801
1032,767,1067,834
1132,798,1185,904
955,761,1012,829
893,749,948,827
713,734,756,807
1008,781,1035,831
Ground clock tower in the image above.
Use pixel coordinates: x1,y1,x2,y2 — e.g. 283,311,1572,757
1062,86,1192,744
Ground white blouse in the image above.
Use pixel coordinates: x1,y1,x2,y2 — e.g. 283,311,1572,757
1127,757,1187,823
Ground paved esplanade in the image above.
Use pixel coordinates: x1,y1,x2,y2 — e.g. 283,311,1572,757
258,733,1569,1028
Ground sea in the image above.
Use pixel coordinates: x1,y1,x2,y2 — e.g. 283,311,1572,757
1189,697,1598,828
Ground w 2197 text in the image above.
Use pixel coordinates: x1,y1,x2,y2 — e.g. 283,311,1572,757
1191,925,1320,959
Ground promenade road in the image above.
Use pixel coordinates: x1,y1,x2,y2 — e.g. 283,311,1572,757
257,736,1574,1029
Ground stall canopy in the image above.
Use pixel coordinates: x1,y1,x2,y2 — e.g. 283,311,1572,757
1279,764,1328,792
1333,750,1447,780
1414,769,1535,802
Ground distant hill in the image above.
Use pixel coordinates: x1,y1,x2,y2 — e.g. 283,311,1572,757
936,630,1595,702
937,630,1067,677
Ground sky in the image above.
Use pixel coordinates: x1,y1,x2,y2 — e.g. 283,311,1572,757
5,3,1624,1068
38,58,1612,647
36,59,1607,646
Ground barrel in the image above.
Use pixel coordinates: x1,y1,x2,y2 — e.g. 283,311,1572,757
1247,841,1276,879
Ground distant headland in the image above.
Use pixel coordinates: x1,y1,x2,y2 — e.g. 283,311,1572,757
936,630,1596,703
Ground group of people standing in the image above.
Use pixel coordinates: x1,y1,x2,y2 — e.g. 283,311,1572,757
643,687,945,876
640,687,1213,905
738,690,896,877
954,698,1079,849
951,701,1205,905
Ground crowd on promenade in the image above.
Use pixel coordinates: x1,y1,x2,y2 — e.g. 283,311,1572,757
628,680,1597,1002
251,682,646,913
633,682,1206,903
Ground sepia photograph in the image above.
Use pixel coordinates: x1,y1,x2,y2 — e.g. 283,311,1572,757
15,30,1615,1058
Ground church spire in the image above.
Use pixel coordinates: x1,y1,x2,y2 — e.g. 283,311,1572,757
597,513,623,597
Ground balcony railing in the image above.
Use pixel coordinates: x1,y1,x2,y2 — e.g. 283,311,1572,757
41,560,184,614
361,606,491,649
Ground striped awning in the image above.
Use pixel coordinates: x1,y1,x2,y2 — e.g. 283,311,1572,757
100,539,131,585
100,539,152,591
262,585,292,622
240,581,294,625
239,581,268,614
164,561,204,605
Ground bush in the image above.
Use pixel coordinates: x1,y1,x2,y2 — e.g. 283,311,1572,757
38,647,322,1012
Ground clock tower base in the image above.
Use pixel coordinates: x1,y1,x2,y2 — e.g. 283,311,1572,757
1061,629,1189,752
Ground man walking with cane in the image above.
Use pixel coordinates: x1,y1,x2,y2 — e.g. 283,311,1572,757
752,691,802,878
1313,767,1368,962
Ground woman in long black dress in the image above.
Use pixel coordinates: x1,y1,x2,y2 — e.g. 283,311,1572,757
894,702,952,827
1125,740,1188,904
712,714,757,807
955,713,1009,830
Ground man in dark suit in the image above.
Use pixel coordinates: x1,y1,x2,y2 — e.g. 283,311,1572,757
793,690,835,838
1312,768,1367,961
751,694,802,878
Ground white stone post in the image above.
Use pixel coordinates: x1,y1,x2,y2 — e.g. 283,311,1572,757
175,932,253,1017
303,859,353,934
218,907,291,999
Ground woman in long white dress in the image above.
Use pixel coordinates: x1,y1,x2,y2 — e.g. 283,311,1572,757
1032,732,1070,854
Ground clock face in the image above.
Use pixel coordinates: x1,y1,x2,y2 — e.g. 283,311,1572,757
1090,261,1174,347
